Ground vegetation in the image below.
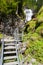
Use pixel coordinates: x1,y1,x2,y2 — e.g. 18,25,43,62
0,0,18,14
0,0,43,16
0,0,43,64
23,6,43,64
0,33,3,39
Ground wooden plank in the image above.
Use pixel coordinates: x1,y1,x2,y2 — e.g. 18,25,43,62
4,43,16,46
4,62,18,65
4,56,18,60
1,39,21,42
1,39,14,42
4,46,16,49
4,51,16,54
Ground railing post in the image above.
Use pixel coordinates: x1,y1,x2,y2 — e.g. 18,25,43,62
14,27,24,65
1,34,4,65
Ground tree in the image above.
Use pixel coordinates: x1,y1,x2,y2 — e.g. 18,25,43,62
0,0,18,15
0,0,18,24
18,0,23,15
37,0,43,11
23,0,37,10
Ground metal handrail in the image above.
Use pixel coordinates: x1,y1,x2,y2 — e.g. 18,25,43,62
1,34,4,65
13,27,23,65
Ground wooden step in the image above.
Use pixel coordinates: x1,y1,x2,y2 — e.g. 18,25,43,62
4,43,16,46
4,46,16,49
4,62,18,65
1,39,14,42
2,39,21,42
4,51,16,54
4,56,18,60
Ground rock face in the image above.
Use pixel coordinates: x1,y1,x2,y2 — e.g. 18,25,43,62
0,22,4,32
0,15,24,35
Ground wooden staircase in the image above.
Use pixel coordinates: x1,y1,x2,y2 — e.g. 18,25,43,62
1,38,20,65
1,27,24,65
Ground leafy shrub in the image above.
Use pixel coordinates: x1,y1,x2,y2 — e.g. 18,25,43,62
0,33,3,39
36,24,43,36
37,6,43,22
25,20,36,33
25,40,43,63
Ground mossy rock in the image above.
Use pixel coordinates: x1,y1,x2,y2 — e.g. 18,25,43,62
23,32,33,42
23,6,43,64
23,32,41,42
38,6,43,15
19,54,23,61
27,20,36,29
25,20,36,33
25,40,43,63
30,33,41,41
36,24,43,36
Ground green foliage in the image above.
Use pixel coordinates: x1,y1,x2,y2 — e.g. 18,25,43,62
27,20,36,32
37,0,43,11
32,62,38,65
0,0,18,14
25,40,43,63
30,40,43,63
19,54,23,61
36,24,43,34
37,6,43,22
23,32,32,42
0,0,7,14
23,6,43,63
0,0,43,15
0,33,3,39
23,0,37,10
36,6,43,35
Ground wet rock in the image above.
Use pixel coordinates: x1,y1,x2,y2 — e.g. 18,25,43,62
31,58,36,63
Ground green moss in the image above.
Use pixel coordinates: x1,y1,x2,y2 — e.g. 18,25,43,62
0,33,3,39
4,59,17,63
19,54,23,61
36,24,43,34
23,32,32,42
26,20,36,32
23,32,42,42
36,24,43,31
31,33,39,37
23,6,43,64
24,56,32,63
38,6,43,15
0,46,1,50
25,40,43,63
32,62,38,65
30,33,41,40
37,6,43,22
27,20,36,28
